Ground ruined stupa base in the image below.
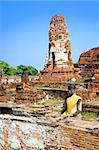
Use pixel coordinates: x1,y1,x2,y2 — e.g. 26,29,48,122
40,69,74,84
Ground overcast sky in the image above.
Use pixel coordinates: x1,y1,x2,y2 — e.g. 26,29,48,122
0,0,99,69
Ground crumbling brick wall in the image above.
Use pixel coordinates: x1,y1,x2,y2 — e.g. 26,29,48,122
0,119,99,150
62,125,99,150
15,90,46,104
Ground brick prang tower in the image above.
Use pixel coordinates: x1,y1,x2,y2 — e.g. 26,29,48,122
41,14,74,83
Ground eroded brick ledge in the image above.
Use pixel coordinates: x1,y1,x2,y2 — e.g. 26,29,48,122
0,113,99,150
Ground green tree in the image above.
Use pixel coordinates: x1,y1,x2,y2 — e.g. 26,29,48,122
0,60,10,72
16,65,27,75
16,65,38,75
0,60,10,75
7,67,17,75
0,60,17,75
0,61,38,76
27,66,38,75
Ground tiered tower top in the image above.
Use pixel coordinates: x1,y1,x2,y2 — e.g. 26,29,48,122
49,14,67,42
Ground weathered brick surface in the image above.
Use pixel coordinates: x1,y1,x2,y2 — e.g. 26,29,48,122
0,117,99,150
0,83,46,104
78,47,99,66
40,14,74,83
15,90,46,104
76,88,96,102
83,101,99,112
77,47,99,95
62,125,99,150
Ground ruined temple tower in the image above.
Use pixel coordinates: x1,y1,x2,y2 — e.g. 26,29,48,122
41,14,74,83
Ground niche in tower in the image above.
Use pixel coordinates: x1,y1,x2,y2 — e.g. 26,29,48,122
0,107,13,114
52,52,55,69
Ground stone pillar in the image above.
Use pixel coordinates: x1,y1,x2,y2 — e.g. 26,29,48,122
20,72,32,91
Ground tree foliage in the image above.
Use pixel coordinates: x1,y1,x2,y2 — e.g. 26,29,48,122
0,60,38,76
16,65,38,75
0,60,13,75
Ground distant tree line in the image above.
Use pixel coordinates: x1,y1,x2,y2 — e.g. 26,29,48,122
0,60,38,76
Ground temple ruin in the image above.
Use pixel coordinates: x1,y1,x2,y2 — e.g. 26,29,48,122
0,14,99,150
77,47,99,96
40,14,74,83
78,47,99,77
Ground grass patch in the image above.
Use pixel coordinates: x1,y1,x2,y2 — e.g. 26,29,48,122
75,76,91,84
96,96,99,101
82,112,98,121
42,98,62,113
43,98,61,107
